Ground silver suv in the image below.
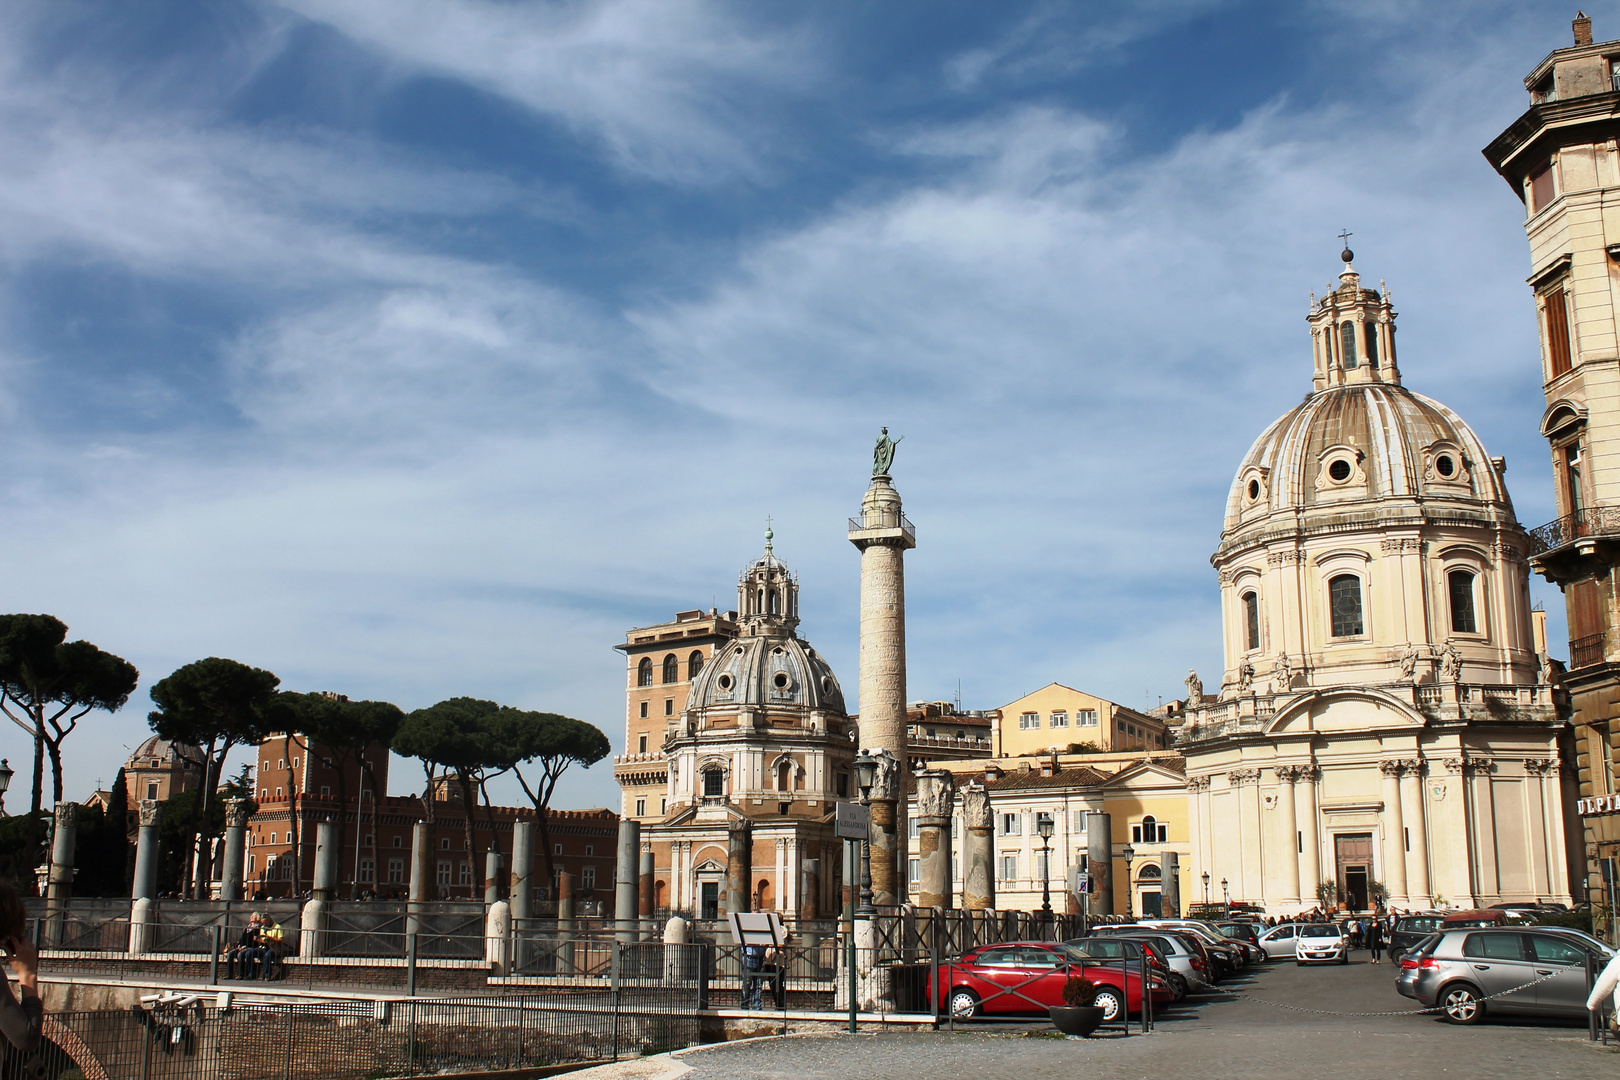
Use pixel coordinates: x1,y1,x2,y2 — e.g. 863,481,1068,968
1395,927,1602,1023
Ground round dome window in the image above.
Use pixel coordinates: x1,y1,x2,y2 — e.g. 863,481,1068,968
1328,459,1352,483
773,672,790,689
1247,479,1260,500
1436,454,1456,478
821,677,834,694
717,674,734,691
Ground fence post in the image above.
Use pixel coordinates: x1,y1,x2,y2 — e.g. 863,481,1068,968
406,931,418,997
1589,952,1600,1042
612,942,622,1062
283,1004,295,1080
210,924,221,985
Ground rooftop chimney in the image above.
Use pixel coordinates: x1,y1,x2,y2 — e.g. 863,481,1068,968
1575,11,1593,46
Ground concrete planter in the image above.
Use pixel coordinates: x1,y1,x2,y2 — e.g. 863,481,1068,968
1049,1005,1105,1037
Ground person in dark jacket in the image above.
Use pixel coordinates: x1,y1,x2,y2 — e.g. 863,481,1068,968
1364,913,1386,964
0,880,42,1053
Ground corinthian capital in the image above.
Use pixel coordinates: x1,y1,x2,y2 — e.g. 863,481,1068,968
960,782,992,829
137,799,162,828
914,770,956,819
224,797,253,829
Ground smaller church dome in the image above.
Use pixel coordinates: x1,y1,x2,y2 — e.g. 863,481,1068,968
686,634,846,713
127,736,204,767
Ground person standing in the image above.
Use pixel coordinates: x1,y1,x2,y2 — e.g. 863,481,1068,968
0,880,42,1054
1365,913,1385,965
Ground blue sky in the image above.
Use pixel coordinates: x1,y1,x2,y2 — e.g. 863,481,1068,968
0,1,1584,812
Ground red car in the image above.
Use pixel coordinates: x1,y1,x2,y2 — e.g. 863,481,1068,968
938,941,1174,1021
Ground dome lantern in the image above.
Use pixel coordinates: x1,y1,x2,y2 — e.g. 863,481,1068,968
1309,246,1400,392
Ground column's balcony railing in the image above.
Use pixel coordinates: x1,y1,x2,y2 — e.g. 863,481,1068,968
1571,632,1606,670
848,509,915,542
1527,505,1620,557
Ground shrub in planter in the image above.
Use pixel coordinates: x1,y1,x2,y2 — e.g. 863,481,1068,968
1050,974,1106,1038
1061,975,1099,1007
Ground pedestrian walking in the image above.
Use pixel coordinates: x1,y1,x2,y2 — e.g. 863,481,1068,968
1365,915,1385,964
0,879,42,1054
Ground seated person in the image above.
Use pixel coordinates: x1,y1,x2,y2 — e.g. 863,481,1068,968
257,915,286,980
226,915,263,980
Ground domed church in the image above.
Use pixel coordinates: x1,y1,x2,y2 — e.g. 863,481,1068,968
641,530,855,921
1177,250,1578,914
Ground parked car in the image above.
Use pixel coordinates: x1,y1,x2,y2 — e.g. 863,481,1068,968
1217,922,1265,959
1063,936,1186,1000
1389,914,1444,961
1094,923,1239,977
938,941,1174,1021
1256,922,1305,960
1295,922,1349,965
1141,920,1258,968
1110,929,1220,985
1441,909,1510,930
1396,927,1604,1024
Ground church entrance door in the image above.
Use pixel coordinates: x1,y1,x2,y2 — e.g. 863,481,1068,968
700,881,720,920
1334,833,1373,910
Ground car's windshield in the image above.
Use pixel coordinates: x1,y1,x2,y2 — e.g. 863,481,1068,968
1299,924,1343,938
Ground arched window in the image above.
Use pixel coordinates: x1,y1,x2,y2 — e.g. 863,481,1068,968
1448,569,1478,634
1340,322,1358,369
1365,322,1379,368
1329,574,1364,637
637,657,653,687
702,769,724,798
1243,591,1260,651
688,650,704,679
662,654,679,684
1136,863,1162,881
769,589,778,614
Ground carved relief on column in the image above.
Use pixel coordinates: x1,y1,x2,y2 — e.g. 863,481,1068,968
1274,765,1303,783
224,798,253,829
1184,776,1211,792
1227,768,1262,787
138,799,163,828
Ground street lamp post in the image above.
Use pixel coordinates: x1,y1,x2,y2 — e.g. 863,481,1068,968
853,751,878,918
0,759,13,817
1201,871,1210,906
1036,816,1054,935
1221,877,1230,912
1121,843,1136,919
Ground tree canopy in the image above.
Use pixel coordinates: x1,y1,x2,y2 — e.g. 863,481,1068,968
0,614,138,850
490,709,611,886
148,657,282,897
394,698,508,891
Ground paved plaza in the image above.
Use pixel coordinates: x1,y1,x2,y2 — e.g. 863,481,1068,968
668,959,1620,1080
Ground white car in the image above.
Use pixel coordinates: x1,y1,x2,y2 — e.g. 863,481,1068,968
1256,922,1305,960
1294,922,1349,965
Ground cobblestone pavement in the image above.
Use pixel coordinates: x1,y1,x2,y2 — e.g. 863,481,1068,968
677,956,1620,1080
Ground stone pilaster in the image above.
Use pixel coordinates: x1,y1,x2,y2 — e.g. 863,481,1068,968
1379,760,1410,905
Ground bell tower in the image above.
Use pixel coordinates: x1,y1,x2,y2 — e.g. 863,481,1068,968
737,524,799,637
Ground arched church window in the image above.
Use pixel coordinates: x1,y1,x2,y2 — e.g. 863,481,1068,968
1243,592,1260,651
1329,574,1364,637
688,651,704,680
1448,569,1478,634
1365,322,1379,368
1340,321,1358,369
703,769,725,798
662,654,679,684
769,589,778,614
637,658,653,687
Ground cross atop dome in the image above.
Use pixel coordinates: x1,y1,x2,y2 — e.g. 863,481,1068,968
1307,244,1400,392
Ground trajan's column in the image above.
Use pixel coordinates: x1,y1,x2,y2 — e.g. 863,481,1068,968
848,428,915,906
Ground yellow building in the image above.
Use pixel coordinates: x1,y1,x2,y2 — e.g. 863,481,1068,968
993,683,1171,759
912,749,1191,917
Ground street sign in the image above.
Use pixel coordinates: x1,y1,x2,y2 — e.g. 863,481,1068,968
1076,874,1091,894
835,800,868,840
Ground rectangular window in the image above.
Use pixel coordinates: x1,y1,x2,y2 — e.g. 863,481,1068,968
1244,592,1260,651
269,832,277,845
1157,824,1168,843
1329,574,1364,637
908,858,920,884
1565,442,1585,515
459,862,471,885
639,701,648,718
388,859,404,883
1132,824,1143,843
1036,852,1049,880
909,818,920,838
359,859,374,883
582,866,596,890
320,786,331,798
1019,712,1040,730
1001,813,1021,836
1077,710,1098,726
837,774,849,798
635,798,646,816
1529,163,1556,215
660,798,667,814
586,845,594,856
998,854,1018,882
1544,285,1572,378
1448,570,1478,634
665,699,673,716
1072,811,1087,832
638,734,648,753
146,783,158,801
436,860,451,885
393,835,402,848
1035,811,1053,834
554,843,563,856
704,770,725,797
1049,711,1068,728
247,854,255,874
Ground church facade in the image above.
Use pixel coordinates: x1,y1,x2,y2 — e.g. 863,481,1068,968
1177,251,1579,914
622,530,853,920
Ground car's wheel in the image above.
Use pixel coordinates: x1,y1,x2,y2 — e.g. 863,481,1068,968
1167,973,1188,1001
947,988,980,1020
1092,988,1125,1022
1441,984,1484,1025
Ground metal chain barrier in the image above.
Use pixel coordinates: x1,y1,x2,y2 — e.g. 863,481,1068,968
1195,966,1567,1018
